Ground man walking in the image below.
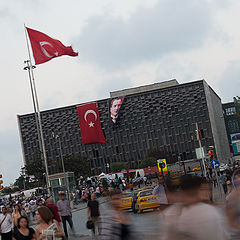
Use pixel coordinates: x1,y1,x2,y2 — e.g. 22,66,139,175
220,172,228,194
152,175,168,210
57,193,74,238
0,207,13,240
87,193,101,236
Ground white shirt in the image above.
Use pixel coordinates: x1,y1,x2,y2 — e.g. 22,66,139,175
152,184,168,204
160,203,226,240
0,213,13,233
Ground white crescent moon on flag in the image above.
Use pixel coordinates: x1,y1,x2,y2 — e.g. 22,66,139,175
40,41,55,58
84,110,97,122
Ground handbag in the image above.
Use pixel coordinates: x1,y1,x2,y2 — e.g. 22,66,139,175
86,220,94,229
0,214,7,234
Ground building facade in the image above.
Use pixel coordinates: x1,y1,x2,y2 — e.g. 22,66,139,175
223,98,240,137
223,98,240,156
18,79,231,175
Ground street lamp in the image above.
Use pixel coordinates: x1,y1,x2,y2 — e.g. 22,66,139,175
106,163,110,173
52,132,70,200
20,167,26,190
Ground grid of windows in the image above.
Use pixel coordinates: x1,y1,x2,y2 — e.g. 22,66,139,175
18,81,216,175
225,107,236,116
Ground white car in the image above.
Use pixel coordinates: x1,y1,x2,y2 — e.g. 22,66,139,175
220,164,228,171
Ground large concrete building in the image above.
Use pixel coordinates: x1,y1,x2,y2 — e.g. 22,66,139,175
17,79,231,175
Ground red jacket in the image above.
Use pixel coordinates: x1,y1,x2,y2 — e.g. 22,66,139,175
47,204,61,222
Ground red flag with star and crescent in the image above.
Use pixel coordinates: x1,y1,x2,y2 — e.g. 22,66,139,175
77,102,106,144
26,27,78,65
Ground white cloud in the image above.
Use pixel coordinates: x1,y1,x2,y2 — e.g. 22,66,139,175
0,0,239,184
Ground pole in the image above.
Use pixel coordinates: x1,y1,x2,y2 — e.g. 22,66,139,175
196,122,207,177
24,25,50,195
57,135,70,200
24,61,43,155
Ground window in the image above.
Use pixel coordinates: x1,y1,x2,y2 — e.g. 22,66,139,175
225,107,236,116
228,120,239,132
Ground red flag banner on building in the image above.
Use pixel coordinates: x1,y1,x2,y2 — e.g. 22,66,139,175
26,27,78,65
77,103,106,144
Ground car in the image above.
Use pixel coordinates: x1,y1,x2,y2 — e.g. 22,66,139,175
220,164,228,171
192,167,201,172
135,189,160,213
120,191,132,210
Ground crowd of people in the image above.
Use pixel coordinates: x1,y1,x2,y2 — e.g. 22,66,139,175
1,162,240,240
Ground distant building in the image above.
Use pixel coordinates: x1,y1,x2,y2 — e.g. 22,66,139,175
17,79,231,175
223,97,240,155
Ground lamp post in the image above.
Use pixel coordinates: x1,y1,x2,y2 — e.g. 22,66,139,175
20,167,26,190
53,133,70,200
106,163,110,173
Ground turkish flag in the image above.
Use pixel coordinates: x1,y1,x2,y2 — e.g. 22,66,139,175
26,27,78,65
77,103,106,144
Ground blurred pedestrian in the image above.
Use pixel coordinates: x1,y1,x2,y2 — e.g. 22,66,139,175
160,175,226,240
13,216,35,240
226,169,240,238
131,188,137,214
46,198,61,223
0,206,13,240
24,204,31,221
12,205,22,226
152,176,168,209
212,172,217,187
57,193,74,238
30,201,37,221
87,193,101,236
220,172,228,195
35,206,63,240
100,190,134,240
143,176,147,186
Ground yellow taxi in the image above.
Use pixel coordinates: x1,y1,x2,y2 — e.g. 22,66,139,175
135,189,160,212
120,191,132,210
192,167,201,171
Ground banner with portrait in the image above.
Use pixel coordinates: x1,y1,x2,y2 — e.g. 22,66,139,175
109,96,125,124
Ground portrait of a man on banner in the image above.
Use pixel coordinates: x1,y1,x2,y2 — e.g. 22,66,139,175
110,96,125,123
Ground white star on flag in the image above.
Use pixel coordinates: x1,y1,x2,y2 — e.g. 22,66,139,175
89,121,94,127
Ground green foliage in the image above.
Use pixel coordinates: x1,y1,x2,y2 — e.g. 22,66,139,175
25,151,45,184
139,157,157,168
110,162,127,172
14,175,39,190
63,154,91,179
2,186,20,194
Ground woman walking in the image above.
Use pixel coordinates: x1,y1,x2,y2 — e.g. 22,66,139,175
12,205,22,227
13,216,35,240
35,206,64,240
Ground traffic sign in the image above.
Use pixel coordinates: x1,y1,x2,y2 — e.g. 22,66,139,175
157,159,168,173
211,160,220,169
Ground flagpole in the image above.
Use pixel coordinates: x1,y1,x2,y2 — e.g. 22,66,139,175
24,24,50,195
195,122,207,177
23,60,43,159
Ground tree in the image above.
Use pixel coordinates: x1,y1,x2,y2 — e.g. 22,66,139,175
139,157,157,168
14,175,39,190
25,151,45,184
63,154,91,180
2,186,20,195
110,162,127,172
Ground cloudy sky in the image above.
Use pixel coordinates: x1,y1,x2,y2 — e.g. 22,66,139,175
0,0,239,185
